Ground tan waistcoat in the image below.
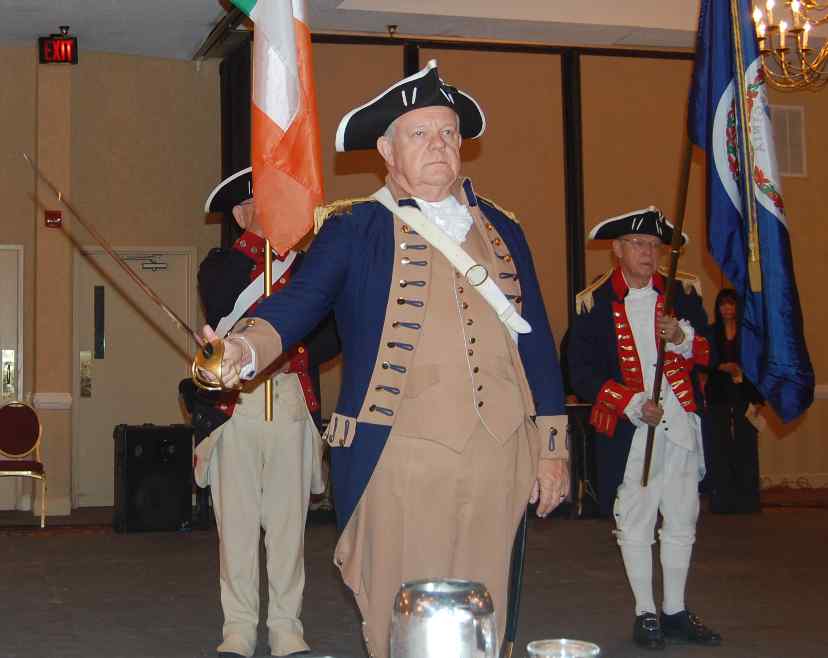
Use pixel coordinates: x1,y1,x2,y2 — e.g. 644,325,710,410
391,212,526,452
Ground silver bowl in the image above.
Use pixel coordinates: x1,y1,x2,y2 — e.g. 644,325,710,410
390,579,497,658
526,639,600,658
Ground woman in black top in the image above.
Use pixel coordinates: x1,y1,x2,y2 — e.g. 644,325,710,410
704,289,764,513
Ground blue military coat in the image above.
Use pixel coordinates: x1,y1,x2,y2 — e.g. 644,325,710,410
252,178,566,528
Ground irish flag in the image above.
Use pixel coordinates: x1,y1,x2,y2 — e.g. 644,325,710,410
231,0,324,255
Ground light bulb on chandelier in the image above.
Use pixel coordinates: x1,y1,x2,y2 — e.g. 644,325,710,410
752,0,828,90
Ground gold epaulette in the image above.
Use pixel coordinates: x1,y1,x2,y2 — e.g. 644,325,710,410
575,269,613,315
313,197,376,234
658,266,703,297
477,195,519,223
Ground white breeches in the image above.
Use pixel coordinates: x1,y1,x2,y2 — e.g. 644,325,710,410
613,429,702,554
206,374,323,655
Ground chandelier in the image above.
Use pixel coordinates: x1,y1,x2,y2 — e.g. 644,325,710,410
752,0,828,90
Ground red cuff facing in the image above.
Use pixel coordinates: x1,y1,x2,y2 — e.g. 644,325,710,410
590,379,637,437
692,334,710,368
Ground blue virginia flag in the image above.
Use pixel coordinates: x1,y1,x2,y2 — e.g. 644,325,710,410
688,0,813,422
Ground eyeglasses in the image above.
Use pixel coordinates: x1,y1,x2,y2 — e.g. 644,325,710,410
618,237,663,253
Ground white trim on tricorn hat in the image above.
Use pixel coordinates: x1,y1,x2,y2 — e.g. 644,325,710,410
588,206,689,246
334,59,486,152
204,166,253,213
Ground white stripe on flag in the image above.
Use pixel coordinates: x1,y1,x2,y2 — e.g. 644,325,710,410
251,1,300,129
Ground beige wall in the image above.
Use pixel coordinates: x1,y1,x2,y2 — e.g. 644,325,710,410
0,47,37,399
0,46,221,515
69,52,221,260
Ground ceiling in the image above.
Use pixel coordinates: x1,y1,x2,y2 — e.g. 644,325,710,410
0,1,823,61
0,0,703,61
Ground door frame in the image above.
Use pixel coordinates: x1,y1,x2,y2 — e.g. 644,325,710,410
71,245,197,508
0,245,24,402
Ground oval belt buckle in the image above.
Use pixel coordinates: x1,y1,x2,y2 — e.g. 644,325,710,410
464,263,489,287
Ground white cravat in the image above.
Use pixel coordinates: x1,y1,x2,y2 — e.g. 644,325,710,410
413,195,474,243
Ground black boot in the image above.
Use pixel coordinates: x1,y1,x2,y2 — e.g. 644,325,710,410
633,613,666,650
660,609,722,645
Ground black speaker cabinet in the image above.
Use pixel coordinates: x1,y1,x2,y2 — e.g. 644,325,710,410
113,424,193,533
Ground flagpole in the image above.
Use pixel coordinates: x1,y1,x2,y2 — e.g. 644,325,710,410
264,239,274,421
641,136,693,487
730,0,763,293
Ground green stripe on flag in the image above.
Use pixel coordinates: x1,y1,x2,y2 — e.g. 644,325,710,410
231,0,256,18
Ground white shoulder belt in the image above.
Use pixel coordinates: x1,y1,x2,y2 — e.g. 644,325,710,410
215,250,298,337
372,187,531,335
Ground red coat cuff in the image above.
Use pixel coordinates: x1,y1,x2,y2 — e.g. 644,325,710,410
692,335,710,367
590,380,637,437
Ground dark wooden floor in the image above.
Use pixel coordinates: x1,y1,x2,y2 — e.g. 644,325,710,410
2,504,826,658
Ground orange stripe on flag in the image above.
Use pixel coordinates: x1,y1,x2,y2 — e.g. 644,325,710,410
253,17,323,255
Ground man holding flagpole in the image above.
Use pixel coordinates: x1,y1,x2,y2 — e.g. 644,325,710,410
568,210,720,650
197,59,569,658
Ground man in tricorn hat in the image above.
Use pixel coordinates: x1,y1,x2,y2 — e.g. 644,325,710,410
567,209,721,650
199,59,569,658
183,168,338,657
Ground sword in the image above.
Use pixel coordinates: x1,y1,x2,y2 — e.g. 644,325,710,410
23,153,222,375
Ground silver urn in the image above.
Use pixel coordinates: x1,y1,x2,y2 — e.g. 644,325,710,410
390,579,497,658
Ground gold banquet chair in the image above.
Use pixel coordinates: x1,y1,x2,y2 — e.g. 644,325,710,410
0,401,47,528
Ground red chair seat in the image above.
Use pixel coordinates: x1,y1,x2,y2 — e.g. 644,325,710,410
0,402,40,457
0,460,44,474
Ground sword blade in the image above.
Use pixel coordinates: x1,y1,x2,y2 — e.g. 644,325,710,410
24,152,206,349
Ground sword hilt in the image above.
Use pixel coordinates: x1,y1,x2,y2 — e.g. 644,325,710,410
192,338,226,391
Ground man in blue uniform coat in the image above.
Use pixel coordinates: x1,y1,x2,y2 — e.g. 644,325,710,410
568,208,721,651
198,59,569,658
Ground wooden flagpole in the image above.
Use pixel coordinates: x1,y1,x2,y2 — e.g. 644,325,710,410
641,137,693,487
264,239,273,421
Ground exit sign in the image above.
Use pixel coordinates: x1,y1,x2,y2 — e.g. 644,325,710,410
38,36,78,64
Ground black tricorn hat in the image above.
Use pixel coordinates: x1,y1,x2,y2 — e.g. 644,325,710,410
335,59,486,152
204,167,252,213
588,207,688,246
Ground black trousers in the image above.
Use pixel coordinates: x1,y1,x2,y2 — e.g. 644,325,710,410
708,402,760,513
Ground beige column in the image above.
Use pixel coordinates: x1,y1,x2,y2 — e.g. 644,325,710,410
32,60,74,516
